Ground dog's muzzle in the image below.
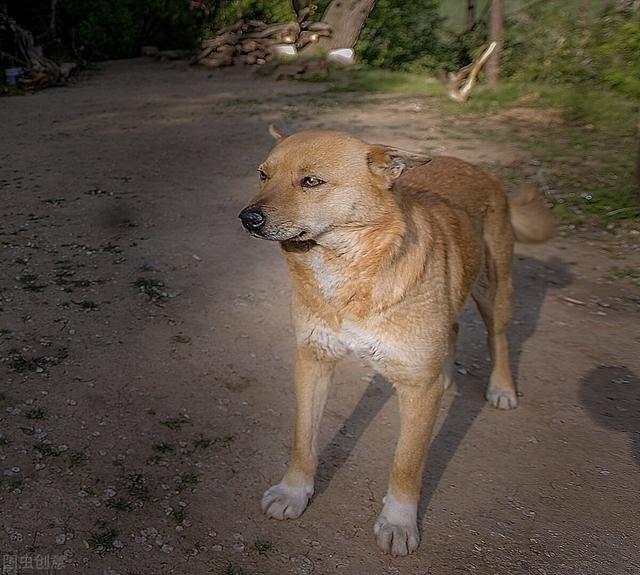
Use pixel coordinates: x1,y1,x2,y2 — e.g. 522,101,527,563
239,206,266,232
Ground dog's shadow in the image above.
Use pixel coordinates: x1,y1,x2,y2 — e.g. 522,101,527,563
314,255,572,518
579,365,640,469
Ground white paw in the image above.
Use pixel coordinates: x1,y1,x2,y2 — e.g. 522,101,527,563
486,386,518,410
373,494,419,556
261,481,312,520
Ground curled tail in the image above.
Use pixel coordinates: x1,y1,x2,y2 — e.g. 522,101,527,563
509,184,555,243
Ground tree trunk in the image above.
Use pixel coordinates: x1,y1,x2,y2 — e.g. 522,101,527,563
486,0,502,87
636,108,640,201
466,0,475,32
579,0,590,25
312,0,376,51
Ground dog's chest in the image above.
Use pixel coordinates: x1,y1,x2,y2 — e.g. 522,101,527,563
300,317,405,368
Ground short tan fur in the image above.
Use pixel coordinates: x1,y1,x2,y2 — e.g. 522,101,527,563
239,128,554,556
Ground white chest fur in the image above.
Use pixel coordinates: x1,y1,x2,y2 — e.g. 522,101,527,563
306,249,341,299
296,315,403,367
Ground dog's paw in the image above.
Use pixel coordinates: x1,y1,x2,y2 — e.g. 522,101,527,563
261,481,312,520
373,495,419,556
486,386,518,410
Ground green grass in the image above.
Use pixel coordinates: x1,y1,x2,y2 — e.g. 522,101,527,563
179,472,199,487
69,451,87,467
327,68,445,96
19,273,46,292
192,435,212,449
7,477,24,490
133,277,168,302
611,265,640,285
33,442,60,457
105,497,133,511
326,70,639,224
152,442,175,454
87,526,119,551
254,539,273,556
6,348,68,374
161,416,192,431
24,407,46,420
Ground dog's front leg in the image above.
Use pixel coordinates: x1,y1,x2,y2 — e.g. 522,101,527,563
262,347,335,520
375,376,444,556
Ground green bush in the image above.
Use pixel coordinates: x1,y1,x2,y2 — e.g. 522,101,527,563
209,0,294,28
598,17,640,97
56,0,203,61
355,0,446,71
500,3,640,97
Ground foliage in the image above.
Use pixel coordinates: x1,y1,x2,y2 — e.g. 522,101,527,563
55,0,204,61
208,0,293,29
500,3,640,98
355,0,446,70
597,16,640,97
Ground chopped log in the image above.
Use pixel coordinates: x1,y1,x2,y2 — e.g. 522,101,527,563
304,21,332,31
193,17,332,70
240,39,259,53
242,22,300,40
296,29,331,50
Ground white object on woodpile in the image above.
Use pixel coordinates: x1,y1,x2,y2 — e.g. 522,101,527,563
141,46,159,57
326,48,354,66
273,44,298,58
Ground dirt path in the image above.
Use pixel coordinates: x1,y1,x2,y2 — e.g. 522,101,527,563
1,59,638,575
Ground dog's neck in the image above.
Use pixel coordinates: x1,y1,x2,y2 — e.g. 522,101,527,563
282,188,431,318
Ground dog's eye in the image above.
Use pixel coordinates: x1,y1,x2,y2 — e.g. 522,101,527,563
301,176,324,188
258,169,268,181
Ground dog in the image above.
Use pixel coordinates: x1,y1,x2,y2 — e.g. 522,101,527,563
238,127,554,556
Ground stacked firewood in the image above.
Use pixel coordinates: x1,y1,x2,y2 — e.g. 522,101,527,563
0,12,76,90
192,18,331,69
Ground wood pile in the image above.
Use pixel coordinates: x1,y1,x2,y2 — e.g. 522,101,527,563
192,18,331,69
1,12,75,90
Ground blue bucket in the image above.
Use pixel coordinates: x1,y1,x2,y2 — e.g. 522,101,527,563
4,67,24,86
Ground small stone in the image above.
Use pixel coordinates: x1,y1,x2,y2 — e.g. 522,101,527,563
113,540,124,549
161,544,173,553
104,487,117,498
211,544,223,552
56,534,66,545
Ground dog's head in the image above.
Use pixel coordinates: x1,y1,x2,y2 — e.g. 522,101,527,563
238,128,430,242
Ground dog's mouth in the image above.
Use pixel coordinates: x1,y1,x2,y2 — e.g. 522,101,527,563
247,226,308,242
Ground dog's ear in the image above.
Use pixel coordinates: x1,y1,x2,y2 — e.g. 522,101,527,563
268,124,287,142
367,145,431,180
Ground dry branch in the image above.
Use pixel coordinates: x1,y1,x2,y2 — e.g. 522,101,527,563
441,42,497,103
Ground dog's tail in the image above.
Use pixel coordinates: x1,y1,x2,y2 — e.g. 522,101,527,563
509,184,555,244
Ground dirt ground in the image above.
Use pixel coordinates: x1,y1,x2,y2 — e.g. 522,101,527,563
1,59,639,575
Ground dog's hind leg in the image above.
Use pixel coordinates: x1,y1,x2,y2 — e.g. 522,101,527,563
472,214,517,409
261,347,335,520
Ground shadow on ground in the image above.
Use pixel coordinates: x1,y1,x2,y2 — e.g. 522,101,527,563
580,365,640,468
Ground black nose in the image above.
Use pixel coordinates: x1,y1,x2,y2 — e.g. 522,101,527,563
239,206,266,231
